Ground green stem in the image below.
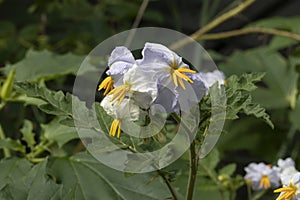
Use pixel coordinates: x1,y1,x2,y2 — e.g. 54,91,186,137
158,171,180,200
169,0,256,50
0,124,11,157
186,140,198,200
198,27,300,41
31,140,55,158
277,126,297,159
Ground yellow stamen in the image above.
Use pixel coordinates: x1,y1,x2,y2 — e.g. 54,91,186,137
259,175,271,189
172,71,178,87
108,84,131,105
274,184,298,200
98,76,114,95
109,119,122,138
171,68,196,90
177,68,196,74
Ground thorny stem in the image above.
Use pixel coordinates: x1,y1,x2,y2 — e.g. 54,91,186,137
0,124,11,157
169,0,256,50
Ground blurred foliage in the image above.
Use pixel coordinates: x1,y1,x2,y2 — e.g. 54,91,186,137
0,0,300,200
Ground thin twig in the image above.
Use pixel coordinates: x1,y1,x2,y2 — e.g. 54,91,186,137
169,0,256,50
198,27,300,41
158,171,180,200
125,0,150,47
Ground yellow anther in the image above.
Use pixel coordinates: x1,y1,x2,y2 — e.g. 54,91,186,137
108,84,131,105
259,175,271,189
98,76,114,95
109,119,122,138
171,68,196,90
274,184,298,200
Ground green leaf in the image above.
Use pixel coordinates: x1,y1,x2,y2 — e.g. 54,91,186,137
224,72,274,128
2,49,97,82
199,149,219,176
0,159,62,200
289,97,300,131
218,164,236,176
0,158,32,191
14,82,93,124
41,117,78,148
0,68,15,99
0,138,25,153
20,120,36,150
249,17,300,50
220,48,298,110
47,152,171,200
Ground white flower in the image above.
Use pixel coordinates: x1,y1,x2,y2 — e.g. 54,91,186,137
108,63,158,109
275,158,299,184
201,70,225,89
139,42,196,90
98,47,135,95
244,162,280,190
100,95,139,138
274,172,300,200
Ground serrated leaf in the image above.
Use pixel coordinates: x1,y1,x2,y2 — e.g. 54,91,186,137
20,120,36,150
14,82,96,128
41,117,78,148
220,48,298,110
0,159,62,200
0,158,32,191
2,50,97,82
47,152,171,200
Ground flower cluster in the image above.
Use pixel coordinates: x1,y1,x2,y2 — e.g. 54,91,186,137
98,43,225,138
244,158,300,200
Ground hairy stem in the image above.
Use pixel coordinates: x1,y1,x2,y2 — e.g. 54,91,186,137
0,124,11,157
186,140,198,200
169,0,256,50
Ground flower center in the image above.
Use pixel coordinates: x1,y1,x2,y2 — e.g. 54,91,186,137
259,175,271,189
274,184,298,200
171,68,196,90
98,76,114,95
108,84,131,105
109,119,122,138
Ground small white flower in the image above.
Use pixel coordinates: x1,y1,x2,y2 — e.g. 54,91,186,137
98,47,135,95
108,63,158,109
201,70,225,89
244,162,280,190
100,95,139,138
139,42,196,90
274,172,300,200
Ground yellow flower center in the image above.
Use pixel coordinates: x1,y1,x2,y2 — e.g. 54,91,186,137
274,183,298,200
259,175,271,189
171,68,196,90
108,84,131,105
109,119,122,138
98,76,114,95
